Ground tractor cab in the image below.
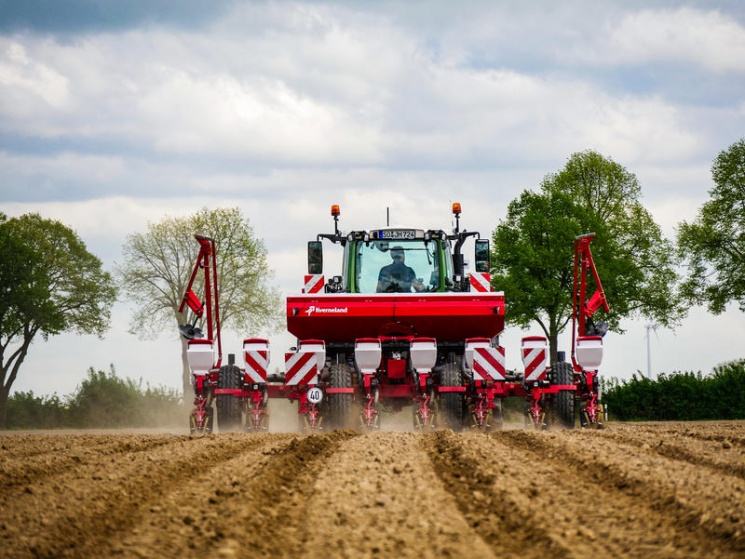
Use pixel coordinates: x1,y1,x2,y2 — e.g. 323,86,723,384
352,231,452,293
335,229,453,294
308,204,489,294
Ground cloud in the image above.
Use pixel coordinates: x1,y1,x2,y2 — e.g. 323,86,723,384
0,2,727,189
0,38,70,113
610,7,745,73
138,69,385,163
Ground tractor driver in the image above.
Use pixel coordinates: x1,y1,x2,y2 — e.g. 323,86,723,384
376,246,425,293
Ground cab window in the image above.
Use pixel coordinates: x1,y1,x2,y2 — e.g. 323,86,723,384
355,240,440,293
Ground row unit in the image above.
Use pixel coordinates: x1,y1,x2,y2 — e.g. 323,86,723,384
186,335,604,385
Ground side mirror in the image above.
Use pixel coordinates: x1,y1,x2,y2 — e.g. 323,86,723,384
474,239,489,273
308,241,323,274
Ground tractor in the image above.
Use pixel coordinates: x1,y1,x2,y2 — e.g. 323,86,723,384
179,203,608,433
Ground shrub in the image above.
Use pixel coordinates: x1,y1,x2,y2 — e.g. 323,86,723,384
5,391,70,429
4,366,184,429
603,360,745,421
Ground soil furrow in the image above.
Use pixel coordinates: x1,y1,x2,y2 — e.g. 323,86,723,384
501,429,745,555
425,430,579,559
429,428,744,558
592,425,745,479
304,432,498,559
617,423,745,447
0,433,188,490
112,430,358,559
0,434,278,559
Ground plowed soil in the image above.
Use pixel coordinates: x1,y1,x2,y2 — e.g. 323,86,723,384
2,421,744,559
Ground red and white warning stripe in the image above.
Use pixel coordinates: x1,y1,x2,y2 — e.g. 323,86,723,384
284,351,318,386
303,274,325,294
473,346,506,381
285,339,326,387
522,336,548,382
243,338,269,384
469,272,491,293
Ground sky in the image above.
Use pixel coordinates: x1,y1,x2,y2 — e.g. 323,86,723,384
1,0,744,398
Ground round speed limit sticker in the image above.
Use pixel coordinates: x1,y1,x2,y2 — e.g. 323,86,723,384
307,387,323,404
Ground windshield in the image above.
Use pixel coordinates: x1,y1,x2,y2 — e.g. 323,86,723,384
354,239,441,293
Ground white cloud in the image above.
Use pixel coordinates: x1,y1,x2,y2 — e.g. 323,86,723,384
374,64,699,168
574,93,700,163
0,38,70,117
138,69,384,163
611,7,745,72
0,4,719,175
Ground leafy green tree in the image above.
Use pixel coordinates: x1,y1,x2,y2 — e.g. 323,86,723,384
491,189,586,361
709,360,745,419
115,207,282,395
677,138,745,314
0,213,117,427
492,151,683,363
543,152,683,326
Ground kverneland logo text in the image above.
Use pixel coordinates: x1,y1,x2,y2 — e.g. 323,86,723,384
305,306,349,316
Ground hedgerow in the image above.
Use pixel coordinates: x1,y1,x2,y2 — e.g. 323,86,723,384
602,360,745,421
4,366,184,429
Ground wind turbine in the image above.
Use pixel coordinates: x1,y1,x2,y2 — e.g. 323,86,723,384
644,322,658,379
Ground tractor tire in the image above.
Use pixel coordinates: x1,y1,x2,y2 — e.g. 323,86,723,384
439,362,465,431
216,364,244,432
552,361,575,429
327,362,353,429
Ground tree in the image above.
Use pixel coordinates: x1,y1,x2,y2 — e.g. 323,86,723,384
115,207,283,395
492,151,684,364
677,138,745,314
491,189,585,361
0,213,117,427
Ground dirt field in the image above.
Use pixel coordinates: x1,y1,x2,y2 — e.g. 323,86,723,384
1,420,744,559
